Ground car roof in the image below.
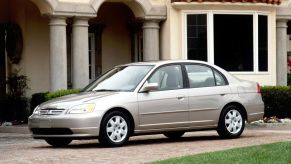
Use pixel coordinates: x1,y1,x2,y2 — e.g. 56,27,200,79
121,60,209,67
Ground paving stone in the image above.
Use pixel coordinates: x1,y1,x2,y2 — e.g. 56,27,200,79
0,126,290,164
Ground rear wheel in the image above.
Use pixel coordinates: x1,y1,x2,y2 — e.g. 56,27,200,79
164,131,185,139
217,105,245,139
45,139,72,147
99,111,131,147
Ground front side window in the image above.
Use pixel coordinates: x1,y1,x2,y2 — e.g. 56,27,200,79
185,65,215,88
82,65,153,92
148,65,183,91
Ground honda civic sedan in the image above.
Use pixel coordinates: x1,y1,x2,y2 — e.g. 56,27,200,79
28,60,264,147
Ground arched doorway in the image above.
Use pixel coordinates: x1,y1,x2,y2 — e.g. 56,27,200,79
88,2,143,82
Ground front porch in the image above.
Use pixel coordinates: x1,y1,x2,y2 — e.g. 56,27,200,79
44,1,167,91
0,0,167,97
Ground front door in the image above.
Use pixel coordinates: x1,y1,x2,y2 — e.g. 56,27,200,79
138,65,189,131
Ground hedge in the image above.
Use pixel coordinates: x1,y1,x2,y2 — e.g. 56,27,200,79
30,89,80,115
46,89,80,100
261,86,291,118
288,74,291,86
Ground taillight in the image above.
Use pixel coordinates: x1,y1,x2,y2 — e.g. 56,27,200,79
257,83,261,93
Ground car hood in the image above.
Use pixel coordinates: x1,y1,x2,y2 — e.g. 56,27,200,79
39,92,118,109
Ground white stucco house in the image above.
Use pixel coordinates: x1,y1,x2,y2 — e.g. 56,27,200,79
0,0,291,98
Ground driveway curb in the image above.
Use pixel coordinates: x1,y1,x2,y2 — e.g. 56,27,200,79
0,125,29,134
246,123,291,129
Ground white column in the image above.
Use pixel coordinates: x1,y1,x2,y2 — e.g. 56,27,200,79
72,17,89,89
276,19,288,86
49,17,67,91
143,20,160,61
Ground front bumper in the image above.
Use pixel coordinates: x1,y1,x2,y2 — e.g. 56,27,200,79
28,113,101,139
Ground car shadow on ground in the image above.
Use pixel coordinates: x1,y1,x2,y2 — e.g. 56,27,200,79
32,134,253,149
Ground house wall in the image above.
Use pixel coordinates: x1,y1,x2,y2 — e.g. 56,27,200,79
160,3,277,86
5,0,50,95
22,2,50,95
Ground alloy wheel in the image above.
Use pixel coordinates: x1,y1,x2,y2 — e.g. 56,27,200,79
224,109,243,134
106,116,128,143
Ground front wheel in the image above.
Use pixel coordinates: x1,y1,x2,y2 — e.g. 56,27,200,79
99,111,131,147
217,105,245,139
45,139,72,147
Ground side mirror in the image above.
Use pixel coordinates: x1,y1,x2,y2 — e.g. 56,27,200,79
140,82,159,93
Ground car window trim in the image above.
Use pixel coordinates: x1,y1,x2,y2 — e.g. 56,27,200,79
182,63,229,89
181,64,190,89
213,69,227,86
211,68,217,87
137,63,186,93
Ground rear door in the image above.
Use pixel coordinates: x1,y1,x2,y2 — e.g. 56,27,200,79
184,64,232,127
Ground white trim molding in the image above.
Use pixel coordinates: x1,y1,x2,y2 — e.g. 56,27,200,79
182,10,271,75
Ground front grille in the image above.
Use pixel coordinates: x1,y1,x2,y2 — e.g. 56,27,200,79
31,128,73,135
39,108,66,115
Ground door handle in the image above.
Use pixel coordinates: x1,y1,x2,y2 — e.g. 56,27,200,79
177,96,185,100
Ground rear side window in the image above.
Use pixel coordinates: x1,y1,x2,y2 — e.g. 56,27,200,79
185,65,215,88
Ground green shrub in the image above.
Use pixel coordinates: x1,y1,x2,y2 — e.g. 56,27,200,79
45,89,80,101
0,72,29,122
30,89,80,114
261,86,291,118
288,74,291,86
6,73,29,97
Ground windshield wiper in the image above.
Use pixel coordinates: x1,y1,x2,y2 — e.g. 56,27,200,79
93,89,120,92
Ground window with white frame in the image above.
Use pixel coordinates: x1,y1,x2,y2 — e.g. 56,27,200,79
185,11,269,73
187,14,208,61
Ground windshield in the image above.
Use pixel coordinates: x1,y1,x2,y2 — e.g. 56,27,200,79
82,65,154,92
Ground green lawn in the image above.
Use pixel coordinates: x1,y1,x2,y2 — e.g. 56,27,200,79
151,142,291,164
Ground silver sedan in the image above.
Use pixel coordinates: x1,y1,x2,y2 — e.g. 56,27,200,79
28,60,264,147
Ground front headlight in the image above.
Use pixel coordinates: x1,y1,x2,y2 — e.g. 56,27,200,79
67,104,95,114
33,106,40,115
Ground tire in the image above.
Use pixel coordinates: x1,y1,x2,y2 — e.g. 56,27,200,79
45,139,72,147
217,105,245,139
164,131,185,139
99,111,131,147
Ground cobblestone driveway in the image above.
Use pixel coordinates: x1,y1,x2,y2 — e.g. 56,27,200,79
0,126,291,164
